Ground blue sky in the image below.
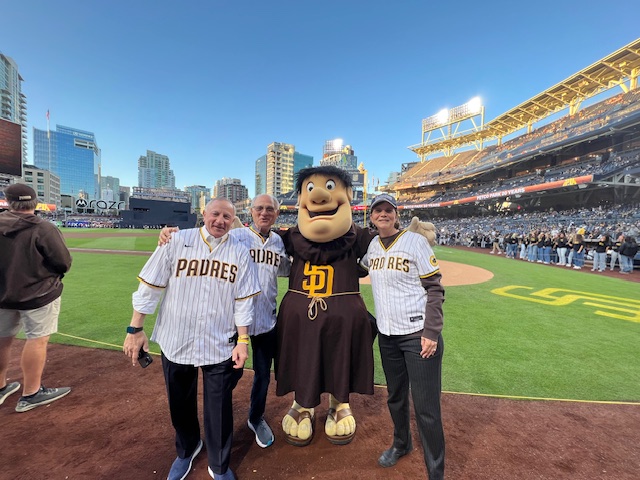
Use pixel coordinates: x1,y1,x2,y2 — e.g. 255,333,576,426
2,1,638,197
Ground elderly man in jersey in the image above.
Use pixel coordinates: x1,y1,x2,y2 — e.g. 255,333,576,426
159,194,291,449
227,194,290,448
124,198,260,480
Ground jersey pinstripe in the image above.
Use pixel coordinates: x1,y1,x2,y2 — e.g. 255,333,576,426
362,230,440,336
134,227,260,366
230,226,290,336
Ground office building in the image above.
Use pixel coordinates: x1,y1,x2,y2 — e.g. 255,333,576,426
255,142,314,196
185,184,211,212
213,177,248,204
100,175,120,200
33,125,101,199
0,53,27,165
138,150,175,189
22,164,60,207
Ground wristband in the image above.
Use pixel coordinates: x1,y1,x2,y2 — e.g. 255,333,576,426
237,338,250,345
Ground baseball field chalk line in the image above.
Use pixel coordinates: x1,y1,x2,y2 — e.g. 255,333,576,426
54,332,640,406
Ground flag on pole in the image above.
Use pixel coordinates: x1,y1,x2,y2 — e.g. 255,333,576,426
46,110,50,139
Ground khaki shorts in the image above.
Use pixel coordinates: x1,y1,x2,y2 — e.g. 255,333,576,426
0,297,61,339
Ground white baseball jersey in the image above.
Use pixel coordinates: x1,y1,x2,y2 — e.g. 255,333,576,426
133,227,260,366
230,225,290,336
361,230,440,336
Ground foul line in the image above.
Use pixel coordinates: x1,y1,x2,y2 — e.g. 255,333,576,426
54,332,160,356
55,332,639,406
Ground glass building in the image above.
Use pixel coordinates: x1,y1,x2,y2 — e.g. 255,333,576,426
33,125,101,199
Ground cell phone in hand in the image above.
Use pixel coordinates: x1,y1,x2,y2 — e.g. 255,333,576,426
138,347,153,368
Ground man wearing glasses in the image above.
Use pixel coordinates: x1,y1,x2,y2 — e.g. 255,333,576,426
160,194,290,449
230,195,290,448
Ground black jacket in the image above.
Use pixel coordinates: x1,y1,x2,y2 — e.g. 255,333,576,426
620,241,639,258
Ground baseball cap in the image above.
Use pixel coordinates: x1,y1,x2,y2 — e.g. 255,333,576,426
370,193,397,210
4,183,37,202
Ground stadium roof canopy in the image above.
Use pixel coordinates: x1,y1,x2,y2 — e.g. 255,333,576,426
409,38,640,158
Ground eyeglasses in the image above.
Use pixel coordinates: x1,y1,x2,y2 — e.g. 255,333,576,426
252,206,276,213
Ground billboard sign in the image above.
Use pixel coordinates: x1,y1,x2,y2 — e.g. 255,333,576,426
0,118,22,176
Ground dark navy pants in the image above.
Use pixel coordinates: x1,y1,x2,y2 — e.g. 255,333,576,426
249,327,277,425
161,353,243,475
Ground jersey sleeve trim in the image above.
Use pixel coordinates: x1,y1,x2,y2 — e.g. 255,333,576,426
419,269,440,279
137,276,166,289
236,291,262,301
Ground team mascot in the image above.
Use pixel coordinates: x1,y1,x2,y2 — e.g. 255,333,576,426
276,165,436,446
157,166,437,447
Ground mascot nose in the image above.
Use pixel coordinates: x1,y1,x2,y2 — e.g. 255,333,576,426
309,187,331,204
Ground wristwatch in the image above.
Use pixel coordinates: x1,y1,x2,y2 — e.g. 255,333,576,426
126,326,144,334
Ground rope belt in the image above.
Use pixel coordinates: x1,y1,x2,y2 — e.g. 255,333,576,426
288,289,361,320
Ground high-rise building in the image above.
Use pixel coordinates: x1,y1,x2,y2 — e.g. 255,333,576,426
33,125,101,199
22,164,60,207
100,175,120,202
255,155,266,196
138,150,176,189
0,53,27,165
185,185,211,212
213,177,248,204
255,142,314,196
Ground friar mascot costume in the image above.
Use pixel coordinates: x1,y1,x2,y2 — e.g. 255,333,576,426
276,165,436,446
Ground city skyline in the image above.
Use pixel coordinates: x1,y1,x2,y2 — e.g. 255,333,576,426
1,2,638,198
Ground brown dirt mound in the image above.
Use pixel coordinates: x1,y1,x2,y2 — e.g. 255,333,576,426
1,341,638,479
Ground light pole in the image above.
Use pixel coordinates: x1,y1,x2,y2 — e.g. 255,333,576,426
358,162,367,227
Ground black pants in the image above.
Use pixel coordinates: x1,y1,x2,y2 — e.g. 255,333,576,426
249,328,277,425
161,354,243,475
379,333,445,480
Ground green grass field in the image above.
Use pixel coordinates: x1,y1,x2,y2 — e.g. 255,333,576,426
56,229,640,403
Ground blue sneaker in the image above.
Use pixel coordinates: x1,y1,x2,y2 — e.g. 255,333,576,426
248,418,274,448
167,439,203,480
207,467,236,480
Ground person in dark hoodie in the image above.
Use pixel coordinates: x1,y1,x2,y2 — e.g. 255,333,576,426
0,184,72,412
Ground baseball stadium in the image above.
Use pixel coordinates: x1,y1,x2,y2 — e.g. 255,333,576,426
1,41,639,479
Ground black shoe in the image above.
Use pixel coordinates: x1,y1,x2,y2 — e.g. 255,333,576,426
378,446,412,467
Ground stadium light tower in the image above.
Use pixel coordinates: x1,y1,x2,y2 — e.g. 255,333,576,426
358,162,368,227
414,96,486,159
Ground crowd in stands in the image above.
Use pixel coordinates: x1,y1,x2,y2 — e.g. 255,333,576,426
398,143,640,206
408,203,640,271
396,88,640,200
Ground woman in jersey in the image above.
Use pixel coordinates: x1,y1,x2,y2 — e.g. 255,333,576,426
360,194,445,480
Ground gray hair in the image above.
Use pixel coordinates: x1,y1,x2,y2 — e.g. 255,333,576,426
252,194,279,209
205,197,236,215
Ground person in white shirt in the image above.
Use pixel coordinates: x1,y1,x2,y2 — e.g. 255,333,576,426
361,193,445,480
228,194,290,448
124,198,260,480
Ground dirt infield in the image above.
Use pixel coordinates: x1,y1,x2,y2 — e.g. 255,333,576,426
9,237,633,478
1,341,638,480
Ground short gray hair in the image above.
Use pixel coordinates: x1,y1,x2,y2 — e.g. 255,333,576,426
252,194,279,209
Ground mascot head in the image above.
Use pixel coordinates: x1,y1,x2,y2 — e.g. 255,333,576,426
295,166,353,243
